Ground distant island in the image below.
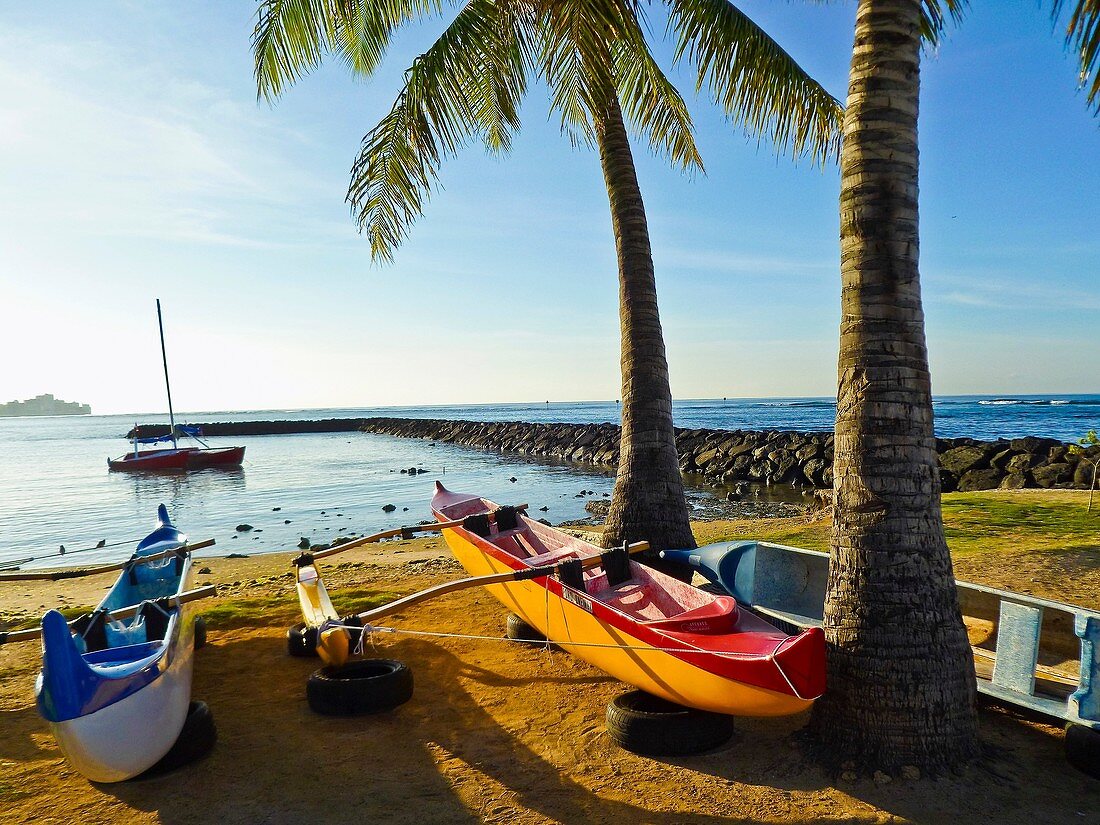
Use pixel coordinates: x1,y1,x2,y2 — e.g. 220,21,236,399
0,393,91,417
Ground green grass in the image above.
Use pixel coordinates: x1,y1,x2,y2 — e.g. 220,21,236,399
692,490,1099,559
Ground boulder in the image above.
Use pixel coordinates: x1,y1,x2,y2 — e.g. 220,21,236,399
1005,453,1036,474
1009,436,1061,454
999,473,1028,489
939,469,959,493
1074,461,1096,487
802,458,828,487
939,446,990,476
957,468,1004,492
1032,463,1073,488
694,448,720,467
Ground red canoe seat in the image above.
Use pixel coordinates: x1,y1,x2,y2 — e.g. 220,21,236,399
642,596,739,634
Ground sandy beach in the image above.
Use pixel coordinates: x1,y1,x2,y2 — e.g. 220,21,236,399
3,501,1100,825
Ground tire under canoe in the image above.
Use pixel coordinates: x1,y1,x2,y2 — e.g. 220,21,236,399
133,700,217,779
606,689,734,757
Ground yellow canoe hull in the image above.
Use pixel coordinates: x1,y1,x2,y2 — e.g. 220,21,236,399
441,527,812,717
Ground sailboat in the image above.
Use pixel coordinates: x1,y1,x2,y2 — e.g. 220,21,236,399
108,300,245,471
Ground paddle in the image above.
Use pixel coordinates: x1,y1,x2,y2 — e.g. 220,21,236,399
0,539,216,583
299,505,529,563
0,584,218,645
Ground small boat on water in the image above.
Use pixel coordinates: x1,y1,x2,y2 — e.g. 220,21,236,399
109,427,245,472
108,299,244,472
34,505,204,782
431,483,826,717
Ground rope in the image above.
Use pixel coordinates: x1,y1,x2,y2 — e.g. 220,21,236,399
9,535,145,565
328,621,779,661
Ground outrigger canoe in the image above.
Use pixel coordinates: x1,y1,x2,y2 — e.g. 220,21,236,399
33,505,204,782
431,483,826,717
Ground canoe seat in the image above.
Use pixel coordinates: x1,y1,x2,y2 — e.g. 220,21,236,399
642,596,740,634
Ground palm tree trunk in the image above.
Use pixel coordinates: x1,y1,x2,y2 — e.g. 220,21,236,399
595,96,696,566
809,0,979,772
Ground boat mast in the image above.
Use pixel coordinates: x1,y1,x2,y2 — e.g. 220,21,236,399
156,299,177,449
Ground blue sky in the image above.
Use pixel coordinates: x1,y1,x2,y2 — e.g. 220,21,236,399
1,1,1096,414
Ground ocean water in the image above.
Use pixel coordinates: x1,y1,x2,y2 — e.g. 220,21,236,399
1,395,1096,571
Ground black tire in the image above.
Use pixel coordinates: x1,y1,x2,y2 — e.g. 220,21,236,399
287,622,319,658
606,690,734,757
134,701,217,779
1066,723,1100,780
193,615,207,651
307,659,413,716
506,613,546,643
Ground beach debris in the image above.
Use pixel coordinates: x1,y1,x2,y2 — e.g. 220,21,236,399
537,518,552,526
226,553,249,559
235,524,253,532
198,567,212,575
96,539,106,547
312,543,330,552
509,476,517,483
382,504,397,512
403,507,409,511
284,519,292,524
273,507,281,511
538,506,549,512
298,538,311,549
231,535,238,539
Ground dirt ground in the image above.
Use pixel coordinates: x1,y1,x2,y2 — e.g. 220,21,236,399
2,537,1099,824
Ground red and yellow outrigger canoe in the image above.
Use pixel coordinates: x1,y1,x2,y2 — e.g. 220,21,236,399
431,483,826,717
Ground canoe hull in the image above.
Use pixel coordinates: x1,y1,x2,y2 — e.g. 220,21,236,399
43,613,195,782
443,526,813,716
34,506,199,782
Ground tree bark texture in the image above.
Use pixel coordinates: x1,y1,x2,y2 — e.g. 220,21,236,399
810,0,980,772
595,97,696,563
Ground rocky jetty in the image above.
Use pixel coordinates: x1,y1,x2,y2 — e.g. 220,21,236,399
358,417,1098,493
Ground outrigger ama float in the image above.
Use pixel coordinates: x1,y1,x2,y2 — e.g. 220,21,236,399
0,506,218,782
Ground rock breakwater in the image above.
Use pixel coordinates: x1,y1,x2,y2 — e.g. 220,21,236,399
358,417,1098,493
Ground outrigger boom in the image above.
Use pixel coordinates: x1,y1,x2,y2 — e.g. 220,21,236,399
0,585,218,646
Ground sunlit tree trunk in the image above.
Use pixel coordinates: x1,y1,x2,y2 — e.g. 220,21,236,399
596,97,696,566
810,0,979,772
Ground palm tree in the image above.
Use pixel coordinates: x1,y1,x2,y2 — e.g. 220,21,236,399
252,1,841,560
812,0,1100,773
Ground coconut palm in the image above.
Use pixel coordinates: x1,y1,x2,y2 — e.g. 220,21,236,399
813,0,1100,772
253,0,841,561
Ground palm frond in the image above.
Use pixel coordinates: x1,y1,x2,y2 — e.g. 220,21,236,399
1051,0,1100,114
608,11,704,172
669,0,843,166
918,0,967,46
347,0,531,261
252,0,443,100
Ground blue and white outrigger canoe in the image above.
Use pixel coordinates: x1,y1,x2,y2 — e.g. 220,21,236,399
33,505,207,782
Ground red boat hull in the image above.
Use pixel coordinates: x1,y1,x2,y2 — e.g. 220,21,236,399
108,446,245,471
